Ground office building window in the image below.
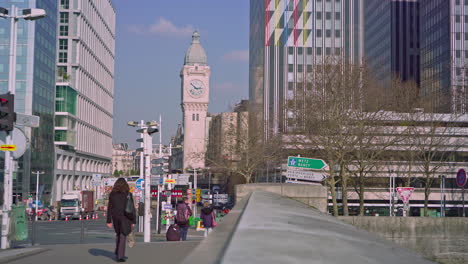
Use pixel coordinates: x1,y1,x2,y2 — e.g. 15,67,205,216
326,12,331,20
60,26,68,36
298,65,303,72
317,29,322,38
59,52,68,63
196,114,199,121
326,30,331,38
335,30,341,38
316,47,322,55
335,48,341,55
307,47,313,55
61,0,69,9
317,12,322,20
456,16,461,23
288,64,294,72
59,39,68,50
288,82,294,90
456,50,461,58
326,47,331,55
192,114,195,121
288,47,294,55
335,12,341,20
60,13,69,24
456,33,461,40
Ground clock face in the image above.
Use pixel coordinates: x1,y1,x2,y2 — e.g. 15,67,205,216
188,79,205,97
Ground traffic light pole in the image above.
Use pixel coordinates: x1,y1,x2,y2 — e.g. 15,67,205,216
1,6,18,250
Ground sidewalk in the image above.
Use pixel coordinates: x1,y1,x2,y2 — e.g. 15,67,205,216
1,229,202,264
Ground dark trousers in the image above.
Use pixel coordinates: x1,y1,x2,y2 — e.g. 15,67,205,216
115,233,126,259
180,226,189,241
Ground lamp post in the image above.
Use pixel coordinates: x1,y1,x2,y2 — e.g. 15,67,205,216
128,120,158,243
439,175,445,217
0,5,46,250
32,171,45,221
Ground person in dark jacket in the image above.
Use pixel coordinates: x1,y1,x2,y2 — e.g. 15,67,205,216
174,197,192,241
200,201,215,237
106,178,136,262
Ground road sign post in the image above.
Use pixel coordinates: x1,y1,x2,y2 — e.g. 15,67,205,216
396,187,414,217
457,169,466,217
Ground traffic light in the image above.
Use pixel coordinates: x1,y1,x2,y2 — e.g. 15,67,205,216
0,93,16,132
147,127,158,135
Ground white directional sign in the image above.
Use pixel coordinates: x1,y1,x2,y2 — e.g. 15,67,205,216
286,169,327,182
150,175,164,185
174,174,190,185
16,113,40,128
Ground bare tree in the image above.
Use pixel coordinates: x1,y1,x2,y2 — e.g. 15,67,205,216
205,110,283,184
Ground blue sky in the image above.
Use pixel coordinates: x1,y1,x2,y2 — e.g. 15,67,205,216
112,0,250,148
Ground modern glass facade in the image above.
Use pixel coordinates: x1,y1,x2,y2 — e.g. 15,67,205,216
0,0,57,203
365,0,420,90
249,0,364,137
420,0,466,113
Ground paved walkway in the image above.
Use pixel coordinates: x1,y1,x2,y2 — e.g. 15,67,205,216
1,229,203,264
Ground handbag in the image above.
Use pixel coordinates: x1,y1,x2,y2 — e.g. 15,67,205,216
127,228,135,248
211,212,218,227
125,192,135,215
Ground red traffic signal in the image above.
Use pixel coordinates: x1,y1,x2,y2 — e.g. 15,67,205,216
0,93,16,131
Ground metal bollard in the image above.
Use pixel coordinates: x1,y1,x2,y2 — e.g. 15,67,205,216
80,214,85,244
31,213,36,246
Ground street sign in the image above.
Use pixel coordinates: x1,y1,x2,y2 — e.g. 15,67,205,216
150,175,163,185
0,145,16,151
396,187,414,204
163,204,172,210
104,178,117,187
15,113,40,128
287,156,327,170
152,157,169,164
456,169,467,187
174,174,190,185
286,169,327,181
165,179,176,184
92,174,102,186
135,179,144,190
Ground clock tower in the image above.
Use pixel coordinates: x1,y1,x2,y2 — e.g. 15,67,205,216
181,31,210,170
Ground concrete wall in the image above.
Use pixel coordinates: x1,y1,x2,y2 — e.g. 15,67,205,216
339,216,468,264
235,183,328,213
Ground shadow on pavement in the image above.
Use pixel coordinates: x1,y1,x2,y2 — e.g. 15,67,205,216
88,248,115,260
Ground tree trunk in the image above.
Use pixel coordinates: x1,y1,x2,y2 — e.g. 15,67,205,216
424,184,430,217
359,172,365,216
327,163,338,216
341,164,349,216
327,173,338,216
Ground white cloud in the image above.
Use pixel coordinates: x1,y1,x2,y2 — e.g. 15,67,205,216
222,50,249,62
127,17,195,37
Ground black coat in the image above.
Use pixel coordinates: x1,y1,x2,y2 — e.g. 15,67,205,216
107,191,136,236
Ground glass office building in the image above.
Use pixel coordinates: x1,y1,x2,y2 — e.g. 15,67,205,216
420,0,466,113
365,0,420,89
250,0,364,137
0,0,57,203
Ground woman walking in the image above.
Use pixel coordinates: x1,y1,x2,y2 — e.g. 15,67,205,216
106,178,136,262
200,201,216,237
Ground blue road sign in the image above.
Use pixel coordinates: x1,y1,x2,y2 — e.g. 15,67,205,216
136,179,144,190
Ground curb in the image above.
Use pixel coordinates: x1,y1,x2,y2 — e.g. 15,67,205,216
0,248,49,264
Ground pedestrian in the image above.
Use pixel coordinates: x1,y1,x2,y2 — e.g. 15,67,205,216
175,197,192,241
200,201,216,237
106,178,136,262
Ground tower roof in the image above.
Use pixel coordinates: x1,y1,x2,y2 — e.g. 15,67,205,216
184,31,207,65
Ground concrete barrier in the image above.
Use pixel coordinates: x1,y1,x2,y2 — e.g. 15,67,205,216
183,191,435,264
235,183,328,212
339,216,468,264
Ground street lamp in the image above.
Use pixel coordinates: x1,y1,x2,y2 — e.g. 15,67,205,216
439,175,445,217
32,171,45,221
0,5,46,250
